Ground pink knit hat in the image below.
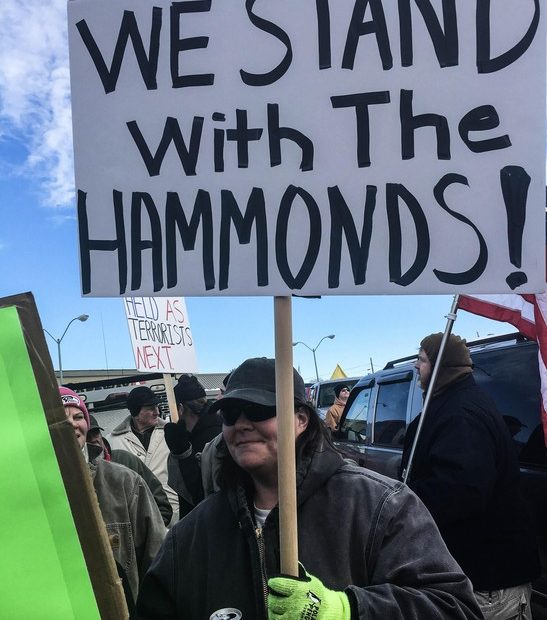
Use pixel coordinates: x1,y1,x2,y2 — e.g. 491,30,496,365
59,387,90,429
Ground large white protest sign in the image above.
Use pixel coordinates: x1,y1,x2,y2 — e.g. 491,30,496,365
68,0,545,296
124,296,197,373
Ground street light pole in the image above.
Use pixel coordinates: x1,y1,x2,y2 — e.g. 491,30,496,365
44,314,89,383
312,349,319,385
292,334,335,383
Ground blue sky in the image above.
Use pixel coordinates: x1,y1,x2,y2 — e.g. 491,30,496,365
0,0,525,383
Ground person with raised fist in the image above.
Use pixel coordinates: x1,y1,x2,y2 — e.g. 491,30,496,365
165,374,222,518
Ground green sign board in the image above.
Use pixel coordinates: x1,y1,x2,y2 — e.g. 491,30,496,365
0,305,100,618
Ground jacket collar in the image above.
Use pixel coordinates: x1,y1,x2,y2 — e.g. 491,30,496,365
295,441,344,505
111,415,133,435
111,414,167,435
229,440,345,521
429,366,474,399
428,373,476,411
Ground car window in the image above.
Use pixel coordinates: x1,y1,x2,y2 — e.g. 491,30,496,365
339,387,371,442
318,383,338,408
472,343,546,467
373,380,410,448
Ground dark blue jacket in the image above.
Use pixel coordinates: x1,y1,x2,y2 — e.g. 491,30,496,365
400,374,540,590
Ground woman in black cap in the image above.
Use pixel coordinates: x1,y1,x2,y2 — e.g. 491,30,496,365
137,358,482,620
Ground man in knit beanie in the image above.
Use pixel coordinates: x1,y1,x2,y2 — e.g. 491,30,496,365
416,333,473,398
165,374,222,518
400,333,540,618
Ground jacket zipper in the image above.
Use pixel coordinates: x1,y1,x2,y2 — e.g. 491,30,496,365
255,527,269,615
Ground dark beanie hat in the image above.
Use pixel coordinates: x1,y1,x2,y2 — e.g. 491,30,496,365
127,386,159,416
174,374,206,404
334,384,349,398
420,333,472,369
88,414,104,433
419,332,473,397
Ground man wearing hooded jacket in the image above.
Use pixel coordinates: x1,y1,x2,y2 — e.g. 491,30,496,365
400,332,540,619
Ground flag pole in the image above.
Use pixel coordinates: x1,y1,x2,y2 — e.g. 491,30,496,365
274,296,299,575
402,294,460,484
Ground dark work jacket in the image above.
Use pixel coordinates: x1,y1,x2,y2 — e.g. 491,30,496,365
167,410,222,518
138,443,483,620
400,374,540,591
87,444,167,610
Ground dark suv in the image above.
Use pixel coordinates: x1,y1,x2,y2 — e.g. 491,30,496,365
333,333,547,615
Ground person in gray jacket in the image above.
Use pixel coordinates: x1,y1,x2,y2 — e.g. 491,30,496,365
137,358,482,620
60,387,167,612
87,415,173,526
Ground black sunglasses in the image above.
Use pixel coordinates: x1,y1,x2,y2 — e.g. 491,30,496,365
219,402,277,426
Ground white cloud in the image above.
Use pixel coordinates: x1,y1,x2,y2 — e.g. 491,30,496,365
0,0,74,208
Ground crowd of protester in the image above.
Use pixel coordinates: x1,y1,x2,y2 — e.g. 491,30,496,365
58,332,541,619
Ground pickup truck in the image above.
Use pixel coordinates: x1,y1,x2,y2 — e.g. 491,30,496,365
333,333,547,617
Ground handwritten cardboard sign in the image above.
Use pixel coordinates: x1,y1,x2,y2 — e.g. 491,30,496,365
68,0,545,296
124,296,197,373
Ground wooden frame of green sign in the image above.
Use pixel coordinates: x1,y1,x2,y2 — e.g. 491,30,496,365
1,292,128,619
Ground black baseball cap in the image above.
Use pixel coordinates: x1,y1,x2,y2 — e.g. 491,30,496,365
209,357,307,413
88,414,104,433
127,386,160,416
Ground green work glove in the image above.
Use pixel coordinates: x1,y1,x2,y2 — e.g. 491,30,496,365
268,568,352,620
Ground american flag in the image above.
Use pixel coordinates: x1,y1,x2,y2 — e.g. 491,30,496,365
458,292,547,446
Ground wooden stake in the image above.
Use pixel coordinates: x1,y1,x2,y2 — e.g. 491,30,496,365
274,296,299,576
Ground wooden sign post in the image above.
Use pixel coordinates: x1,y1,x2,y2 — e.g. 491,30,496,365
163,373,179,423
274,296,298,575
